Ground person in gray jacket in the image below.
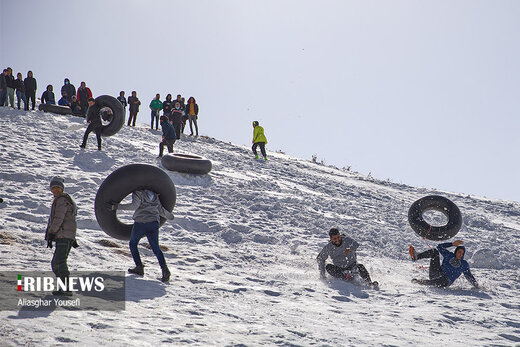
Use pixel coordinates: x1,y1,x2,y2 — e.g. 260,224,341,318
317,228,378,287
45,176,78,296
110,190,173,282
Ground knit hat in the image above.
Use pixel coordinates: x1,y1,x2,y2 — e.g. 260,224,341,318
49,176,65,190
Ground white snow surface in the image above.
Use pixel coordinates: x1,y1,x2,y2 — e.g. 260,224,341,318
1,107,520,346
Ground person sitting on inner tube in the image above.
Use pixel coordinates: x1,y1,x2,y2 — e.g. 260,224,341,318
317,228,378,287
409,240,478,288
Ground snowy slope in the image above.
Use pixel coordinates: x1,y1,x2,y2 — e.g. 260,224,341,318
0,108,519,346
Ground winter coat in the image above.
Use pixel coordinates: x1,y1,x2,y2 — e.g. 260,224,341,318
162,100,174,115
24,77,37,93
86,103,102,125
0,74,6,90
187,102,199,116
253,125,267,144
161,119,176,140
41,90,56,105
317,236,359,278
171,108,184,122
437,243,477,286
61,80,76,101
45,193,77,241
150,99,163,111
118,190,174,224
14,79,25,93
117,96,127,108
77,87,92,104
58,97,70,106
128,96,141,113
5,74,15,89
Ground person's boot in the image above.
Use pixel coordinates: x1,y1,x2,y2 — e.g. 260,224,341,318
264,156,268,161
161,265,171,282
128,265,144,276
53,276,73,296
255,154,259,160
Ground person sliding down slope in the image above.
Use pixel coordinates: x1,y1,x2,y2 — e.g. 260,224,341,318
409,240,478,288
317,228,378,287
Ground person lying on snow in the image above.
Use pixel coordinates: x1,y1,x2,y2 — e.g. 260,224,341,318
409,240,478,288
317,228,378,287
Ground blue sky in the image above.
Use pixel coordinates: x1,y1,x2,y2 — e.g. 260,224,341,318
2,0,519,201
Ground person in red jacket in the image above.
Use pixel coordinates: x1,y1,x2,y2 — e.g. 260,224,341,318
76,81,92,116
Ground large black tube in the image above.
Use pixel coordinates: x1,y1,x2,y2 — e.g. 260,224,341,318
38,104,74,116
94,164,176,240
94,95,124,137
161,153,212,175
408,195,462,241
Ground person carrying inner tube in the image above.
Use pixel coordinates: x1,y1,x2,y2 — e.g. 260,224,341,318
80,97,103,150
409,240,478,288
109,190,174,282
252,120,268,161
317,228,378,287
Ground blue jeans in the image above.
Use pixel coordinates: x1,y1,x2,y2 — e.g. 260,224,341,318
129,221,166,267
151,110,159,129
16,90,28,110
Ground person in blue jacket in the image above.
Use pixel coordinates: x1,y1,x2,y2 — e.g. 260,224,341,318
158,115,176,157
409,240,478,288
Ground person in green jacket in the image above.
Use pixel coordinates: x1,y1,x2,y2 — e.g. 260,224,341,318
149,93,163,130
252,120,268,160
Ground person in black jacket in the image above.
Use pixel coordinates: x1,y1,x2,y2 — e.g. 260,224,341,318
171,101,184,140
5,67,15,107
0,69,8,107
159,116,176,157
14,72,28,110
41,85,56,105
127,91,140,126
162,94,174,118
70,95,82,115
80,98,103,150
24,71,37,110
61,79,76,104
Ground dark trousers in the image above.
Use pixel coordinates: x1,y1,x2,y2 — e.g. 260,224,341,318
26,90,36,110
159,138,175,157
129,221,166,267
325,263,372,283
172,118,182,139
80,102,88,116
252,142,266,157
128,111,138,126
416,249,451,287
0,89,6,106
51,239,73,278
81,122,102,149
151,110,159,129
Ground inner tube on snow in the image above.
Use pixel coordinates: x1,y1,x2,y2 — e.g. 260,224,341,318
94,164,176,240
408,195,462,241
38,103,73,116
161,153,212,175
94,95,124,137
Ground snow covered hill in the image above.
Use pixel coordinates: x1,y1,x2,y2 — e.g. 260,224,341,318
1,108,519,346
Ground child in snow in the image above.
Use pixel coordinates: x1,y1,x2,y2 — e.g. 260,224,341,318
409,240,478,288
252,120,268,161
45,176,78,296
317,228,378,287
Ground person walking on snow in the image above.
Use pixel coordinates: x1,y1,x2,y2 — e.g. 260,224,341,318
149,93,163,130
109,190,174,282
80,97,103,150
45,176,78,296
409,240,478,288
158,115,176,157
252,121,268,161
317,228,378,287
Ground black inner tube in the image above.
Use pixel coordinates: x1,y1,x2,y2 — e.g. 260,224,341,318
408,195,462,241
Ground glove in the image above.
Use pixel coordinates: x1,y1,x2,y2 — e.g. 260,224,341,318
47,240,53,249
72,240,79,248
